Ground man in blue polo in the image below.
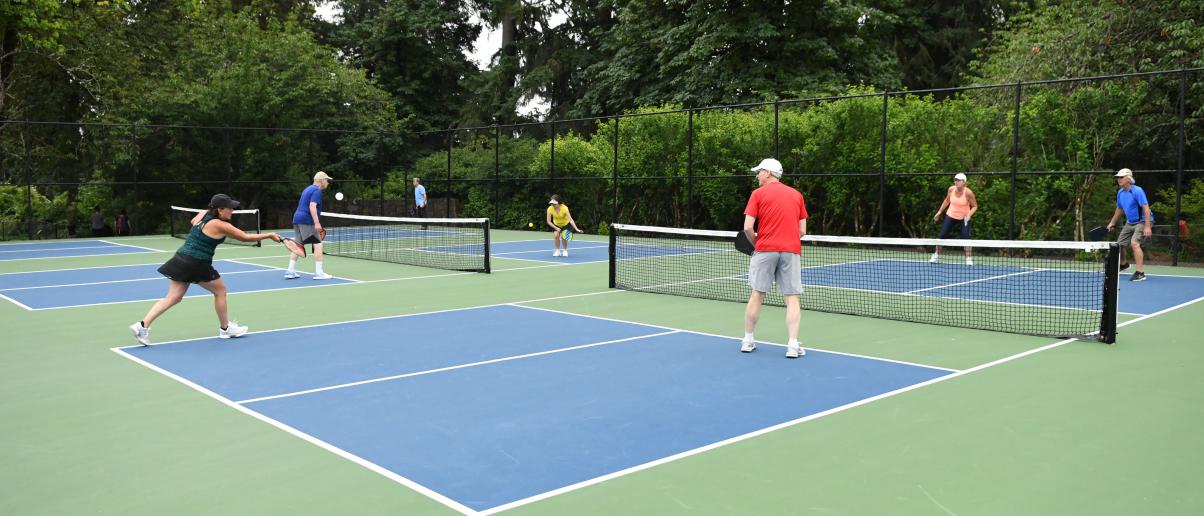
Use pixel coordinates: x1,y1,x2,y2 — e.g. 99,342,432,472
286,171,333,280
1106,168,1153,281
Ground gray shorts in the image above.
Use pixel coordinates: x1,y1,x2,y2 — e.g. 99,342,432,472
748,251,802,295
294,224,323,245
1117,223,1146,247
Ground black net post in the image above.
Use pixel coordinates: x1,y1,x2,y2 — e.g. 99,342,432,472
483,218,492,273
1100,243,1120,343
608,223,616,288
1174,66,1186,266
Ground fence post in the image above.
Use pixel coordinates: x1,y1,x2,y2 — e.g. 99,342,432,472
22,126,33,239
446,129,453,217
494,124,501,224
687,109,694,228
773,99,780,159
612,116,620,224
378,175,385,216
549,119,556,194
878,92,888,237
1174,67,1186,266
130,123,139,233
1011,81,1022,240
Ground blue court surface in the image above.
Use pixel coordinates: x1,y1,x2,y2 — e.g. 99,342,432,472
117,304,953,512
491,239,609,264
0,239,158,261
0,260,355,310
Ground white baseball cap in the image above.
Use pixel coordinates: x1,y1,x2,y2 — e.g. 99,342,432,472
750,158,783,178
1114,168,1133,177
548,199,559,205
954,173,967,181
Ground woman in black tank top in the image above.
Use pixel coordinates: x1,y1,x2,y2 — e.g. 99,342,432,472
129,194,281,346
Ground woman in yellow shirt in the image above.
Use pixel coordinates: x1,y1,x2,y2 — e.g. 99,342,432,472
545,194,583,257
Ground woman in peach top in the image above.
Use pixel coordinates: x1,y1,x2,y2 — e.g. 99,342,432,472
930,172,978,265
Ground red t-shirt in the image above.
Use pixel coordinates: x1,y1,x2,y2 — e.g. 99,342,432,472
743,181,808,254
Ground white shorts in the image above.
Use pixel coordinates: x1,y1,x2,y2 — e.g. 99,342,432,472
748,252,802,295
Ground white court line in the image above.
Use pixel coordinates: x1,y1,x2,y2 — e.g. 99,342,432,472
493,245,607,257
113,289,625,349
477,294,1204,515
0,248,163,261
236,330,680,404
0,268,280,292
510,303,959,373
224,259,363,284
14,257,593,311
97,239,162,252
109,348,479,516
0,291,34,311
0,244,137,254
905,269,1045,294
23,275,360,311
113,287,1204,514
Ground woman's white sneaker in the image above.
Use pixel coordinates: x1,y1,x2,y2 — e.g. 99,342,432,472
219,321,249,339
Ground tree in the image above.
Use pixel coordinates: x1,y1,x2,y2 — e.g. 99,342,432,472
574,0,905,117
331,0,480,132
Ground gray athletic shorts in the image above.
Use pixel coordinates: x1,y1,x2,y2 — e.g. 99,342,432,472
748,251,802,295
294,224,323,245
1117,223,1146,247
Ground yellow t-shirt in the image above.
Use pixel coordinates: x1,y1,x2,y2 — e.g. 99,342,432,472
547,205,570,227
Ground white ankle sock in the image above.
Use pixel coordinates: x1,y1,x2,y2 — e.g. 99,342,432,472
744,332,754,342
315,262,324,275
287,257,297,274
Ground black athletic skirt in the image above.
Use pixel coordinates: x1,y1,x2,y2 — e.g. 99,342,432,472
158,253,221,283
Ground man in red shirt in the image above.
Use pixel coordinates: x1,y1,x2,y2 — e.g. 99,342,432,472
740,158,809,358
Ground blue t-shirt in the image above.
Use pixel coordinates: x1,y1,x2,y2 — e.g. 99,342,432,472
415,184,426,207
292,185,323,225
1116,185,1152,224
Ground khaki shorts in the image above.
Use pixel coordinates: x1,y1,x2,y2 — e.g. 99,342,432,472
748,251,802,295
1117,223,1147,247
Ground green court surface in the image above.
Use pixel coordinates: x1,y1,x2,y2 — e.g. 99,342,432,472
2,230,1202,515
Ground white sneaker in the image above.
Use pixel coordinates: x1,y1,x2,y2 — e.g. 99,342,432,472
740,339,757,353
553,250,562,257
562,250,569,257
129,322,151,346
312,273,333,280
785,343,805,359
965,257,974,266
284,272,300,279
929,253,939,263
219,321,248,339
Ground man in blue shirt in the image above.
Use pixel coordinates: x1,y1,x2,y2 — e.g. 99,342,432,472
1106,168,1153,281
413,176,427,229
286,171,333,280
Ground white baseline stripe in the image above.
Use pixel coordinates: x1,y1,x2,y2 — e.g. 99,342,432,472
109,348,479,516
236,330,680,404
